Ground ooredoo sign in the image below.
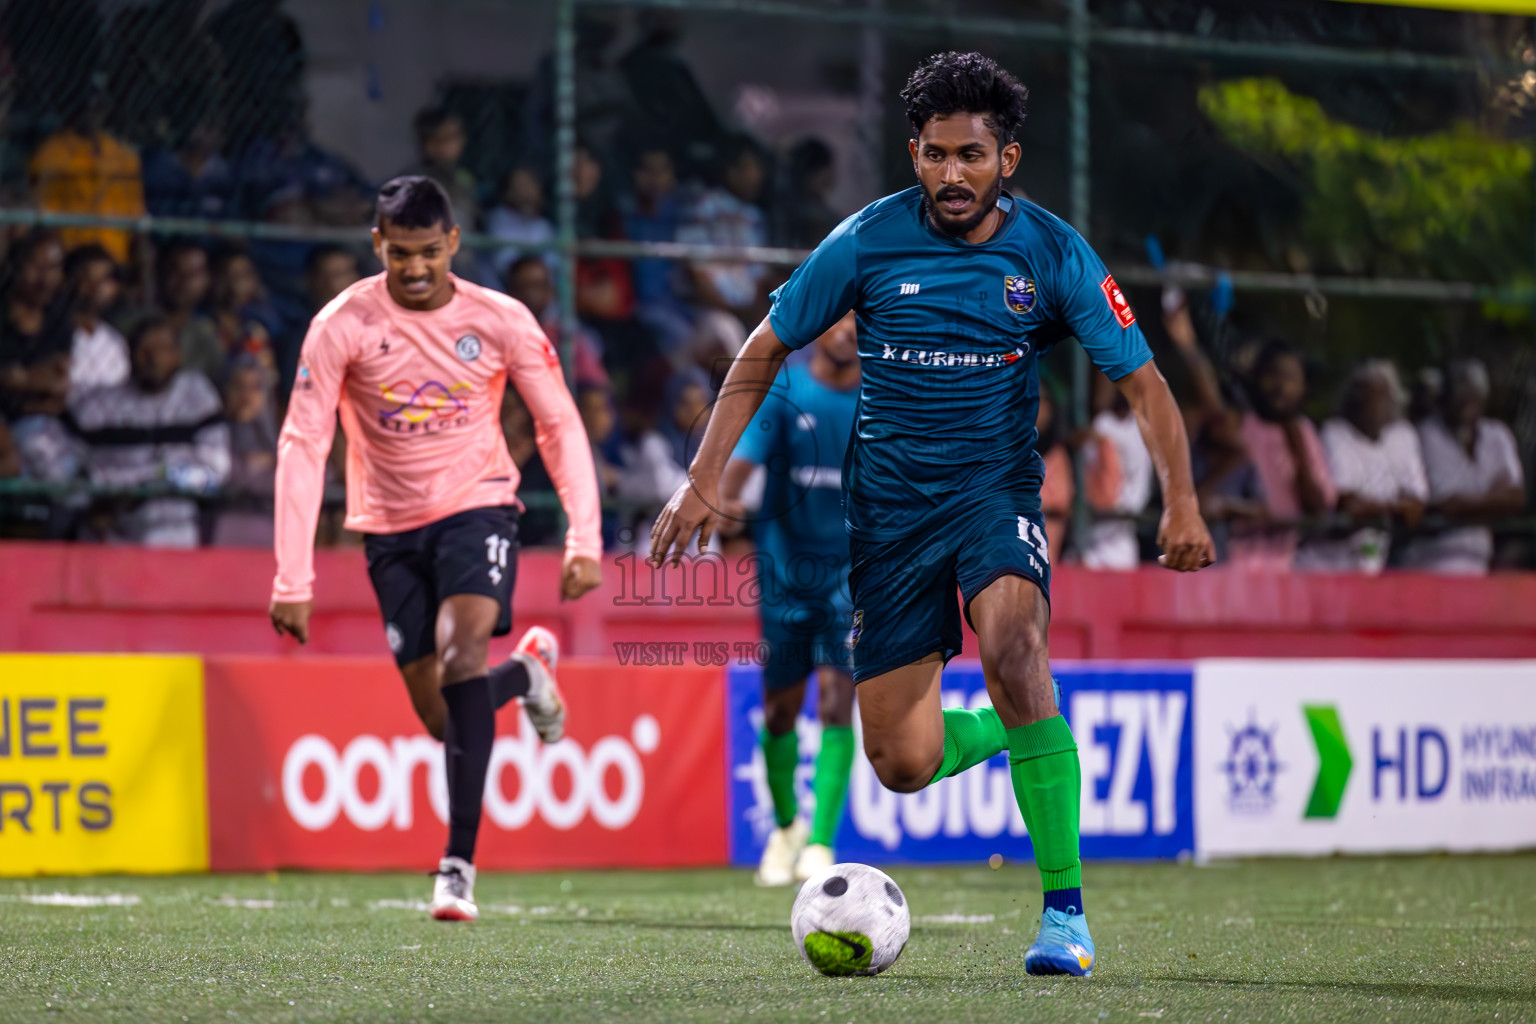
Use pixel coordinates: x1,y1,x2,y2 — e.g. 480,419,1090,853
203,658,727,871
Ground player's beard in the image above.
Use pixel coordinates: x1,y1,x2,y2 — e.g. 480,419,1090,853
926,171,1004,238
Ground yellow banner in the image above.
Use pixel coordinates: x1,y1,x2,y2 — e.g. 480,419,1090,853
0,656,207,876
1334,0,1536,13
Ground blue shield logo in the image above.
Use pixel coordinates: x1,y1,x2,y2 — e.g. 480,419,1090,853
1004,276,1036,314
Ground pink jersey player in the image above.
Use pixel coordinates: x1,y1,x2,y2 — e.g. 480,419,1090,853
271,271,600,603
269,176,603,922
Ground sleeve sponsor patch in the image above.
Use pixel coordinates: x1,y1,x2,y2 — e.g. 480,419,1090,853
1100,274,1136,328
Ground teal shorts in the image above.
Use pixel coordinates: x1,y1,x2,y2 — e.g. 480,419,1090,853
846,503,1051,684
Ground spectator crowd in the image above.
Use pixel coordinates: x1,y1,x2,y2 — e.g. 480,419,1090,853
0,5,1527,574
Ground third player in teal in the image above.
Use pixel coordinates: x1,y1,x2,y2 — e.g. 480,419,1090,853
721,312,860,886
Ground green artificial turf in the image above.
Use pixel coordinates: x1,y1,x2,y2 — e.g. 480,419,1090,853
0,856,1532,1023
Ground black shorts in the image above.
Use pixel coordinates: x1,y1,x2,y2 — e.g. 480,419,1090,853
363,505,519,667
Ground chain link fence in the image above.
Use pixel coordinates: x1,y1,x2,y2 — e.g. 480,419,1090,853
0,0,1532,566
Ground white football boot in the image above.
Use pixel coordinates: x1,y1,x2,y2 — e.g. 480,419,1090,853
514,626,565,743
793,842,835,882
429,856,478,921
756,818,809,887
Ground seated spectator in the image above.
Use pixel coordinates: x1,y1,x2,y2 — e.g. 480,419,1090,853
1193,395,1268,566
619,145,693,357
578,383,621,548
0,230,75,481
1304,361,1427,574
572,142,637,324
524,13,639,173
63,245,130,401
405,108,478,274
620,10,725,177
777,137,841,249
504,255,608,390
1162,291,1267,565
1035,383,1120,560
1080,376,1153,570
28,90,145,264
276,245,362,392
1241,340,1337,567
677,134,770,366
579,384,620,495
1404,359,1526,574
211,353,278,547
72,316,230,548
142,119,235,220
246,184,317,325
236,117,372,308
484,166,555,283
156,241,221,380
208,251,279,372
660,367,712,472
612,385,688,532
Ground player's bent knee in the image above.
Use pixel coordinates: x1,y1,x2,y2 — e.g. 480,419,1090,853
864,741,940,794
438,633,490,686
979,625,1046,687
762,698,799,737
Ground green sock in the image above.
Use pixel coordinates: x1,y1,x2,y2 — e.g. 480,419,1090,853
809,726,854,847
928,705,1009,785
760,727,799,828
1007,716,1083,893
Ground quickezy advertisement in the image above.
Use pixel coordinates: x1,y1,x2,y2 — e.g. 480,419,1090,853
204,658,728,871
0,655,208,876
727,662,1196,866
1194,659,1536,858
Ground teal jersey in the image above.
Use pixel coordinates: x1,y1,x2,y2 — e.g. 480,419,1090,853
768,187,1152,542
732,361,858,584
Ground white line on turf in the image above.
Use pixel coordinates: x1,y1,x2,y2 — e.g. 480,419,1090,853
916,913,995,924
210,898,278,909
369,899,432,912
0,893,141,907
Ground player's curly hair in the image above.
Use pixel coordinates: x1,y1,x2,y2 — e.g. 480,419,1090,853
901,52,1028,144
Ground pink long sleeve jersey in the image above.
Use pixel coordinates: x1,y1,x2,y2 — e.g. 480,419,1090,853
271,273,602,603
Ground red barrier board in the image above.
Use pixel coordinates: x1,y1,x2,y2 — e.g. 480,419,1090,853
204,658,728,871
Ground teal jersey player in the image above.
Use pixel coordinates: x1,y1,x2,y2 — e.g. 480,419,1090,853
723,313,860,886
652,52,1215,978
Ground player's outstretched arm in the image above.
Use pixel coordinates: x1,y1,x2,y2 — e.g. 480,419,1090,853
269,320,347,642
649,318,793,565
1114,361,1216,572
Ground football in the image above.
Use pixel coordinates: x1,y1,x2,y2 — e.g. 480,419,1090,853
791,863,911,977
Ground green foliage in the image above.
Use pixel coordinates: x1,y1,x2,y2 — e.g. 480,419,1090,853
1199,78,1534,290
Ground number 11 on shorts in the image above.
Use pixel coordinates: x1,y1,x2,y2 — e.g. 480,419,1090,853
485,534,510,585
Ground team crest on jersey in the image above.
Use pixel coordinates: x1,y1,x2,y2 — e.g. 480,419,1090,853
1004,276,1037,314
455,334,482,362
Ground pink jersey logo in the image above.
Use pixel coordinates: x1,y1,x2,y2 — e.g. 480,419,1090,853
378,380,471,423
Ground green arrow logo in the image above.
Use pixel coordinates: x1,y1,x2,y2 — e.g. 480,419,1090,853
1302,705,1353,819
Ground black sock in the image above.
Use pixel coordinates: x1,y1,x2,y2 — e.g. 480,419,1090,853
489,657,530,710
441,675,495,863
1043,887,1085,916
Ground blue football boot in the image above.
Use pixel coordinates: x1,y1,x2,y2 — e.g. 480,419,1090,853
1024,908,1096,976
